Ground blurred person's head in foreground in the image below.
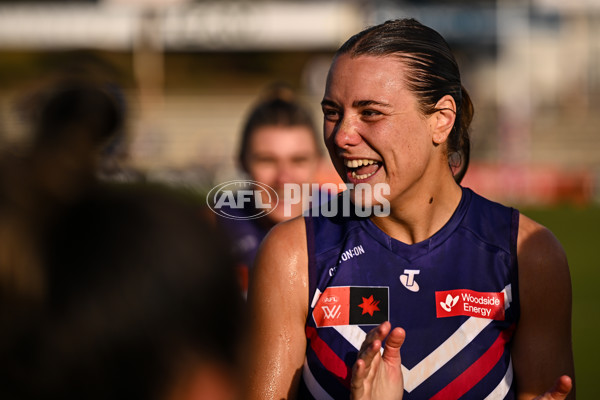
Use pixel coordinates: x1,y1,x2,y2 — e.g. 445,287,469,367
0,76,128,311
0,184,244,400
27,77,128,195
237,83,323,224
0,73,243,399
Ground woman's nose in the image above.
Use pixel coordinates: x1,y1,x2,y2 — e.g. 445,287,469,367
333,117,362,149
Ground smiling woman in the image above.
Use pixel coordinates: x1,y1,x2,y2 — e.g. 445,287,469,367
244,18,574,400
321,54,463,220
237,83,323,223
214,83,324,295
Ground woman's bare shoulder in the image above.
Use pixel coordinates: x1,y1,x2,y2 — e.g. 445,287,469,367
517,213,568,274
257,216,308,265
250,216,309,309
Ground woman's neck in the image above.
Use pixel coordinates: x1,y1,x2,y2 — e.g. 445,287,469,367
370,180,462,245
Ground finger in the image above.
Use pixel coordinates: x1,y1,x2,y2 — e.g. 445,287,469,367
359,321,391,353
535,375,572,400
381,327,405,363
351,358,368,398
548,375,572,399
358,338,382,371
351,339,382,397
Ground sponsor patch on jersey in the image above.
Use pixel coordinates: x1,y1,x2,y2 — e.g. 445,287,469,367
436,289,505,320
312,286,389,327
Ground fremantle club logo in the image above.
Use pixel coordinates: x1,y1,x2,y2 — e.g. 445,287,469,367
206,180,279,220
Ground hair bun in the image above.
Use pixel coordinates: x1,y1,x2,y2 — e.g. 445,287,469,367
260,81,296,103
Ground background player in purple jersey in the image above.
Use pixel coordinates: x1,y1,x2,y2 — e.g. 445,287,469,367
216,84,325,293
244,19,575,399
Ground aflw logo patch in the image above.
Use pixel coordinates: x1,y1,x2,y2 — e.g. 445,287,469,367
312,286,389,327
436,289,505,320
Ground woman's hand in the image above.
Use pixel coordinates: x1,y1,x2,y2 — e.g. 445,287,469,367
351,321,405,400
533,375,573,400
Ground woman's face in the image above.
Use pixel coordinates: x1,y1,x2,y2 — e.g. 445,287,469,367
245,125,321,223
322,54,441,208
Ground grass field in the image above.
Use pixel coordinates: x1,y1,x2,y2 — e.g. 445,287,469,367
520,205,600,398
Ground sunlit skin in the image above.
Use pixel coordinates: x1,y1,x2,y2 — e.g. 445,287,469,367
245,125,321,224
167,360,239,400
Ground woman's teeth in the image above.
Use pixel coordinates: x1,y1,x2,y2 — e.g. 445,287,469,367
344,159,379,180
351,170,376,179
344,159,376,168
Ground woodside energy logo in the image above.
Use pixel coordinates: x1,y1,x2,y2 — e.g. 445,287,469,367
435,289,505,320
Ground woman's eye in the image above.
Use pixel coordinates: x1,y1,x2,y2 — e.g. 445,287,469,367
323,108,340,121
362,109,382,118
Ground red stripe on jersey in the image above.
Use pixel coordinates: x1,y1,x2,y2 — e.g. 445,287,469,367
306,326,351,386
430,325,515,400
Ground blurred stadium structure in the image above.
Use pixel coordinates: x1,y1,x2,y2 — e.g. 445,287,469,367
0,0,598,205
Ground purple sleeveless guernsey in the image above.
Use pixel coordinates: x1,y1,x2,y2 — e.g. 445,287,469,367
214,202,271,296
300,187,520,399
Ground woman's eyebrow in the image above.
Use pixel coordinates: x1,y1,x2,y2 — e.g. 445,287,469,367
321,99,392,108
320,99,338,108
353,100,392,108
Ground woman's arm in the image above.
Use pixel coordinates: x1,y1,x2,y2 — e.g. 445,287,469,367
512,214,575,399
244,217,310,400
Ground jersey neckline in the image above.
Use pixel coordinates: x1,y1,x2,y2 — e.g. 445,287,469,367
360,187,472,260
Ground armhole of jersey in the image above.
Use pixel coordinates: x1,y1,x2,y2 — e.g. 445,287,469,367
510,208,521,322
305,216,317,311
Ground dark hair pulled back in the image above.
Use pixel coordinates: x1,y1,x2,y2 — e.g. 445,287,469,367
238,82,320,172
336,18,473,183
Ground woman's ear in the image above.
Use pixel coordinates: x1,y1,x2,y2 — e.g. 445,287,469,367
431,95,456,145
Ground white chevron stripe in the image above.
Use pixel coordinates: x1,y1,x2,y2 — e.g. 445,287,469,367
333,285,513,393
403,314,494,391
302,358,335,400
484,358,514,400
311,288,322,308
334,324,367,350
